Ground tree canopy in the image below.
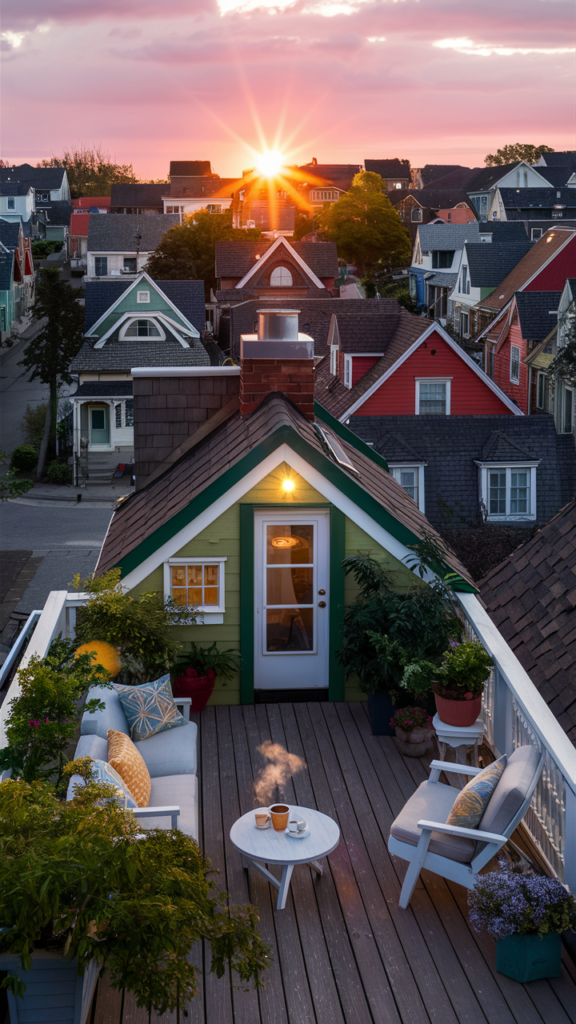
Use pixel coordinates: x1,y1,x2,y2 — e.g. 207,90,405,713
484,143,554,167
145,209,260,299
315,171,412,281
38,146,138,198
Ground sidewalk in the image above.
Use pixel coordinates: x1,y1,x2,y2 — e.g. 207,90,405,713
13,481,134,504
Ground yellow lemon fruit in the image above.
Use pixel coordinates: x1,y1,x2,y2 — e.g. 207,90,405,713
74,641,121,678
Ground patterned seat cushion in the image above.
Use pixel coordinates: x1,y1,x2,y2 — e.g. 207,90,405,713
114,676,186,743
446,756,507,829
107,729,152,807
89,758,138,809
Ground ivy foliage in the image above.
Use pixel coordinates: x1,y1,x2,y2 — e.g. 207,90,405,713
0,776,270,1013
547,306,576,390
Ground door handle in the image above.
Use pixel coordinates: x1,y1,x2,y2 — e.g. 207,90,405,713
318,601,326,608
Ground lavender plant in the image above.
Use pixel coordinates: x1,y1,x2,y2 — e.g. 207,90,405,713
468,870,576,938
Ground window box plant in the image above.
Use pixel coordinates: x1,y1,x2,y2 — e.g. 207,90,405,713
468,870,576,982
390,707,435,756
171,642,240,711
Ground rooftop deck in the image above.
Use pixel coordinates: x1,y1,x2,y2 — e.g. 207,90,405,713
93,701,576,1024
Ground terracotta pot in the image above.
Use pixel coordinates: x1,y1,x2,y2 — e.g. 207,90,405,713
434,691,482,727
394,725,436,757
172,668,216,711
270,804,290,831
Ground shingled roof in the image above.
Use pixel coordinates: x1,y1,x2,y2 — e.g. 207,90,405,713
87,214,179,253
480,228,576,311
96,391,475,589
466,164,522,191
515,291,562,341
215,238,338,280
84,279,205,332
420,165,474,186
170,161,213,178
498,187,576,211
479,500,576,745
465,241,533,288
169,177,238,199
394,188,475,211
110,184,166,208
0,163,67,190
364,159,411,179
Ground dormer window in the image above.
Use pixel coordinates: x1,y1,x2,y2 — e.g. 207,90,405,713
270,266,293,287
411,208,423,222
7,199,15,210
120,318,165,339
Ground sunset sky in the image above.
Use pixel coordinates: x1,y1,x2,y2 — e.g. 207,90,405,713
2,0,575,179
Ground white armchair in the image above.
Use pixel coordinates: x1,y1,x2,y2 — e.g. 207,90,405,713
388,746,544,909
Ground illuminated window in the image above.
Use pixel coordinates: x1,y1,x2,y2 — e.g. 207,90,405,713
166,558,226,614
270,266,293,287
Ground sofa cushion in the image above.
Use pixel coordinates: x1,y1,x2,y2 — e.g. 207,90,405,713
390,780,477,863
446,757,506,829
480,745,542,838
114,676,186,742
90,758,138,808
108,729,151,807
143,774,198,840
75,733,108,761
81,685,128,739
135,721,198,778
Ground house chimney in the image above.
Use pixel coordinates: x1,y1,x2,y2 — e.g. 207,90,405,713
240,309,315,420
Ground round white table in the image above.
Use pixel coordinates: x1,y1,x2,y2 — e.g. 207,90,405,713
230,805,340,910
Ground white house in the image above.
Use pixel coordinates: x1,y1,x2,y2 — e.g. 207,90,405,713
466,161,553,221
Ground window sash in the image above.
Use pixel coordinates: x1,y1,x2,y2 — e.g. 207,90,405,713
510,345,520,383
124,319,161,337
343,355,352,389
418,381,447,415
166,559,226,613
391,467,418,503
94,256,108,277
486,467,533,518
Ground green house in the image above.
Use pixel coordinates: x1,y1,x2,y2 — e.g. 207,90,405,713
97,311,475,704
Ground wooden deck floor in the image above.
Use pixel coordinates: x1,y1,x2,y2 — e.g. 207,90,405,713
93,702,576,1024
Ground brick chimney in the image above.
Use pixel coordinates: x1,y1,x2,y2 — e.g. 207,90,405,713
240,309,315,421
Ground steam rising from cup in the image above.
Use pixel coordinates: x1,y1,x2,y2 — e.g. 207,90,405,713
253,741,306,806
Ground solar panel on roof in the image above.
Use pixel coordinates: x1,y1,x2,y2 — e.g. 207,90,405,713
315,423,359,474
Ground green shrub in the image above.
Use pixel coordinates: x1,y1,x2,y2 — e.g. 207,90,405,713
47,460,72,484
21,402,48,449
31,240,63,259
10,445,38,471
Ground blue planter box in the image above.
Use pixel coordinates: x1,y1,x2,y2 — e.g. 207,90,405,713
0,953,98,1024
496,932,562,982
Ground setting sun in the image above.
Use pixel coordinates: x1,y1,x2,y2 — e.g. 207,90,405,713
256,150,285,177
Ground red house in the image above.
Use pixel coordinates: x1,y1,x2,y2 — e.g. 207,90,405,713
315,309,520,421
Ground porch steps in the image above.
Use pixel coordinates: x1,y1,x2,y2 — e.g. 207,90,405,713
82,453,134,483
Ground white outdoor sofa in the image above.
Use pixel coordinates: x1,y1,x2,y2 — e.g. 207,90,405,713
388,745,544,908
67,684,198,839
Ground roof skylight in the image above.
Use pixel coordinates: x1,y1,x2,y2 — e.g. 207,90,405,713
315,423,359,474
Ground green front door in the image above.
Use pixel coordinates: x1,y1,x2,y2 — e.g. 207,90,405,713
90,406,110,445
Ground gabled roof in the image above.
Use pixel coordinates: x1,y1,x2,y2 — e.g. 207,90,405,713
364,159,411,179
538,152,576,172
479,499,576,745
215,237,338,279
422,168,482,189
536,167,576,188
515,291,562,341
420,165,473,186
425,272,458,288
0,220,21,250
394,188,475,211
87,214,179,253
0,182,32,197
96,390,475,590
170,161,213,177
298,164,360,190
168,177,238,199
479,430,538,462
480,228,576,311
84,276,205,333
465,241,533,288
70,332,209,373
375,430,426,464
0,164,67,190
466,163,521,191
418,223,479,250
110,184,166,208
498,187,576,210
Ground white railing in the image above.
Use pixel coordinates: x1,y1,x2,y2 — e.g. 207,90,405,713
0,592,86,749
458,593,576,892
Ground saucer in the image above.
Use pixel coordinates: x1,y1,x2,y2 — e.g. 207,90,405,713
255,821,271,830
286,828,310,839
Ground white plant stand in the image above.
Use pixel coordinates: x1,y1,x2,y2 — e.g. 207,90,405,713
230,805,340,910
432,713,485,782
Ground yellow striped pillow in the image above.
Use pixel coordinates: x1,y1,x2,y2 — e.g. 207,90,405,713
107,729,151,808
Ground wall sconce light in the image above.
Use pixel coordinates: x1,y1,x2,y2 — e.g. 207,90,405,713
282,478,295,493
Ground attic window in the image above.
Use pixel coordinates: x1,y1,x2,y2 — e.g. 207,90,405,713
120,318,165,339
137,290,150,303
270,266,293,287
314,424,359,474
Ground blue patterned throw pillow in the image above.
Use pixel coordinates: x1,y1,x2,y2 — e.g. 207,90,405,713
89,758,138,808
114,675,186,742
446,756,507,829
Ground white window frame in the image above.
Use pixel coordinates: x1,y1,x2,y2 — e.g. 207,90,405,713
388,464,426,513
270,266,293,287
536,371,546,410
460,311,470,339
415,378,451,415
510,345,521,384
330,345,338,376
164,557,227,624
137,290,150,303
411,208,423,222
343,354,352,389
531,228,543,241
476,462,538,522
7,198,15,210
119,317,166,341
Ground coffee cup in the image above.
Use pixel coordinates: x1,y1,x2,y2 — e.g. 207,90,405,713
270,804,290,831
288,818,307,833
255,812,270,828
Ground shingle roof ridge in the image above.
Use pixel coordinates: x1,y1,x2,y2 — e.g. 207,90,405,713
479,498,576,587
481,429,538,461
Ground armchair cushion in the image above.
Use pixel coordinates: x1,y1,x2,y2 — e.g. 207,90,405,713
81,685,128,739
114,676,186,742
390,780,477,863
480,745,542,838
446,756,506,829
144,774,199,840
134,721,198,778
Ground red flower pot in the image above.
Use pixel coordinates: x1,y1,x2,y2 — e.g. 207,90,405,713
434,692,482,727
172,667,216,712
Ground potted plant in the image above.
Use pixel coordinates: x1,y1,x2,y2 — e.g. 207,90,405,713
0,771,270,1022
171,642,240,711
468,870,576,983
398,640,494,728
339,553,462,735
390,707,435,756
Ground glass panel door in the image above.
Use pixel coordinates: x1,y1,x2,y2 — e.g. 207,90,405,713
89,406,110,445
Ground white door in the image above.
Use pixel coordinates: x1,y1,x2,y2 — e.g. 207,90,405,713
254,510,330,690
